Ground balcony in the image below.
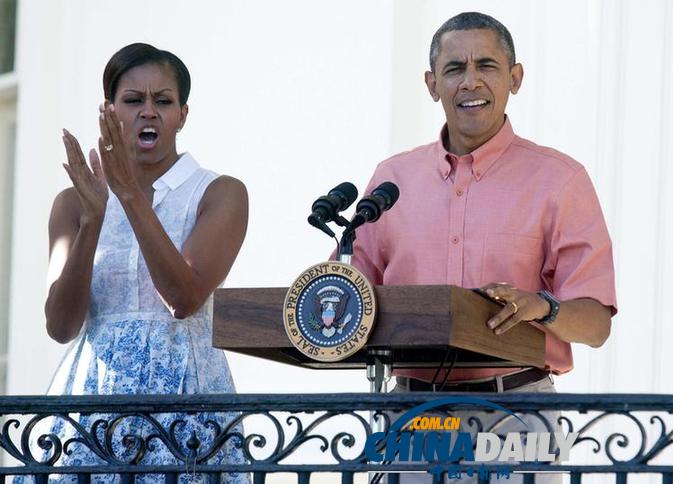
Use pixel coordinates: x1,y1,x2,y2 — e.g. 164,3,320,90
1,393,673,483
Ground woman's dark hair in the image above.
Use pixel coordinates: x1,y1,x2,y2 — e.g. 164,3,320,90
103,43,191,105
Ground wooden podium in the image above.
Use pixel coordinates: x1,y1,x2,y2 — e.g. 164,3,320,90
212,285,545,370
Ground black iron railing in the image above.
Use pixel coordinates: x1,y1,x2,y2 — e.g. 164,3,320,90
1,393,672,483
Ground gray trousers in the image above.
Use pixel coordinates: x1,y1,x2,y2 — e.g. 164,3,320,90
378,375,563,484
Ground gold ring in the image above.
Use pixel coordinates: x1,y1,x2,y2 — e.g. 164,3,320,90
104,144,114,152
510,301,519,314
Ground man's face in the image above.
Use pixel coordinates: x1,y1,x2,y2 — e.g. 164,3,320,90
425,29,523,155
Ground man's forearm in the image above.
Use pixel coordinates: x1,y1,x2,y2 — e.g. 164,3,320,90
484,283,613,347
543,298,612,348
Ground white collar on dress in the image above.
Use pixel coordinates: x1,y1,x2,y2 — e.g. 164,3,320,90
152,153,199,192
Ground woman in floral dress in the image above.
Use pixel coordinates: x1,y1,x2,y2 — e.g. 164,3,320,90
35,43,248,483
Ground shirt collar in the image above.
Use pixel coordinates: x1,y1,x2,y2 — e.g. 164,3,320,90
436,116,515,181
152,152,199,192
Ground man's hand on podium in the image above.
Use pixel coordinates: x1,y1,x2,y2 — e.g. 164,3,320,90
482,282,551,335
481,282,612,348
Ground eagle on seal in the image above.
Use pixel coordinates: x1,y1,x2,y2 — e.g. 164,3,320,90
312,285,350,338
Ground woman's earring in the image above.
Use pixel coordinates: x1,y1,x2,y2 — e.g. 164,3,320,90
177,127,182,133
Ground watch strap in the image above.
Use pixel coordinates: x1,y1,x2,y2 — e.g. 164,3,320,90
536,290,560,325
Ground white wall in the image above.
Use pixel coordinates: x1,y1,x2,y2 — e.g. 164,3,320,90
0,77,17,396
7,0,395,395
5,0,673,403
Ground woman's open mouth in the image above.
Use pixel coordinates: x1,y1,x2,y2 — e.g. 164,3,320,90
138,127,159,149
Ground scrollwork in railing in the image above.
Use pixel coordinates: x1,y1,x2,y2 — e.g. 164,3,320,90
560,410,673,465
1,411,247,469
1,393,673,475
0,409,381,470
241,409,385,464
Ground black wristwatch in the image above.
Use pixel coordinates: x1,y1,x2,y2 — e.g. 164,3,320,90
536,290,560,325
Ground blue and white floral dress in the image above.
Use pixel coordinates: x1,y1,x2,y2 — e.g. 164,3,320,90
42,153,248,483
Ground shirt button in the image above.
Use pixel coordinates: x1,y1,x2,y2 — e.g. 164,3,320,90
451,236,460,244
456,188,464,197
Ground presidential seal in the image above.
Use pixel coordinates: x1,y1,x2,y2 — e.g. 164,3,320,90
283,262,376,362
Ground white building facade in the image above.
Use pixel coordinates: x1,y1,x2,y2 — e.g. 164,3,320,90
1,0,672,404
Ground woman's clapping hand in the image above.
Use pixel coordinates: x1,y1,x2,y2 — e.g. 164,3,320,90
98,103,140,198
61,129,108,223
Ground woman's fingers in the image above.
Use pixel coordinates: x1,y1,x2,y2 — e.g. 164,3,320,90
89,149,105,180
107,105,125,148
62,132,79,171
63,136,87,185
110,104,124,146
97,136,116,170
98,112,112,153
62,163,75,183
71,132,87,166
97,104,139,196
97,136,108,161
99,104,124,154
62,162,86,196
61,128,108,220
63,129,93,177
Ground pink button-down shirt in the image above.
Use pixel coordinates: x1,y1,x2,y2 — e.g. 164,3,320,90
351,118,617,380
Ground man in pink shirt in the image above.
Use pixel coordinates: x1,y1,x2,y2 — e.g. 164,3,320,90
352,12,617,392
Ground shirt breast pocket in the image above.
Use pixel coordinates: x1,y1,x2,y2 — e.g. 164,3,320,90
480,233,544,291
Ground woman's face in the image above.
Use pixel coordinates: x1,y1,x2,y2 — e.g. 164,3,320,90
112,63,188,166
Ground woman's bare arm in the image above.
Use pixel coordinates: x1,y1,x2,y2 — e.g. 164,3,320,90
45,188,103,343
116,176,248,318
45,132,108,344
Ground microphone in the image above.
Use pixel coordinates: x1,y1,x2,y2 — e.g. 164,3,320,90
308,182,358,236
349,182,399,231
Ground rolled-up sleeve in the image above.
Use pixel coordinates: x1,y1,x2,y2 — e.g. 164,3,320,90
543,167,618,315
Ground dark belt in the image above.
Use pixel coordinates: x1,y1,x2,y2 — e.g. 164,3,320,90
397,368,550,393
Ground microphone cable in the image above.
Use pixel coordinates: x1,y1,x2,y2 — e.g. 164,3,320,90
369,348,458,484
436,349,459,392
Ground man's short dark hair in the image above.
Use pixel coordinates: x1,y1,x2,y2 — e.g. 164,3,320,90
429,12,516,71
103,43,191,105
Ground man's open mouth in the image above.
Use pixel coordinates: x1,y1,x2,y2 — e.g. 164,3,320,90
458,99,490,109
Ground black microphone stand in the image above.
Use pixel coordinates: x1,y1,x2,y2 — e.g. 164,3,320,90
340,226,393,399
308,194,392,437
337,226,356,264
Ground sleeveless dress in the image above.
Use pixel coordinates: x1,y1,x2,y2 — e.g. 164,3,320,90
37,154,248,483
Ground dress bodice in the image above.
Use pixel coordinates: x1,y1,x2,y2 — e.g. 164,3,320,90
89,153,216,326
